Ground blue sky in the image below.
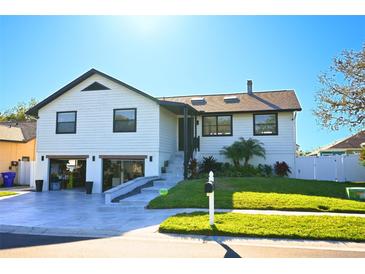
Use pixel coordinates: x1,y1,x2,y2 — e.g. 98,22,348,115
0,16,364,151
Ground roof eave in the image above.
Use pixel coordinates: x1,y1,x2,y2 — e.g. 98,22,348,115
158,100,198,114
197,108,302,115
26,68,159,117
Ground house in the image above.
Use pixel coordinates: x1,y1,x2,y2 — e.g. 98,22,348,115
26,69,301,193
0,121,36,185
309,131,365,156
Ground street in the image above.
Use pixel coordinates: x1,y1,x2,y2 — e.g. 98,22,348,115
2,232,365,258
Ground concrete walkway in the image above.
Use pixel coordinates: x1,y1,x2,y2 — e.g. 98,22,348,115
0,190,200,237
118,153,184,208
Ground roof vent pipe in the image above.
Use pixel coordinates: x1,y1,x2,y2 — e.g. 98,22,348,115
247,80,253,95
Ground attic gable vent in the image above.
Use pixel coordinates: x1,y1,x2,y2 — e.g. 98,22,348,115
191,97,206,105
224,95,239,103
81,81,111,91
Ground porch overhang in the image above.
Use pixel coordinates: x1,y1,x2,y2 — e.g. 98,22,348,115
158,100,198,115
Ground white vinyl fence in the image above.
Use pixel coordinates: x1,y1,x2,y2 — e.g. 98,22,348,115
295,155,365,182
18,161,36,186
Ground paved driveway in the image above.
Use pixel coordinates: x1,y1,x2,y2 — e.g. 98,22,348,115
3,190,365,257
0,191,190,237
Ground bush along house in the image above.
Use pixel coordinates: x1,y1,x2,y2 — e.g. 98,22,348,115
26,69,301,193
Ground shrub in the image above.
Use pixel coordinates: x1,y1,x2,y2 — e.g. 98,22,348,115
187,158,199,179
274,161,291,177
257,164,273,177
238,164,259,176
220,138,266,168
215,164,259,177
199,156,220,173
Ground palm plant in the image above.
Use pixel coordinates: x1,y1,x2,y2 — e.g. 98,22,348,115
239,138,266,167
220,141,244,168
220,138,265,168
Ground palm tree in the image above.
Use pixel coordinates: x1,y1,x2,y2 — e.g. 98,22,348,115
220,141,243,168
220,138,265,168
239,138,266,167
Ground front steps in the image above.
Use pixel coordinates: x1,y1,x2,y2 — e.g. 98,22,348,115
115,153,184,208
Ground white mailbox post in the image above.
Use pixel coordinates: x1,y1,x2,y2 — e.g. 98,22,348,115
205,171,215,226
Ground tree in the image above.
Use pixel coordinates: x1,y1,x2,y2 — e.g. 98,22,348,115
0,98,37,122
314,44,365,131
296,144,309,156
239,138,266,167
220,141,243,168
220,138,266,168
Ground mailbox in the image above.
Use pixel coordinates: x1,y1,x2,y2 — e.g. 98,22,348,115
204,181,214,194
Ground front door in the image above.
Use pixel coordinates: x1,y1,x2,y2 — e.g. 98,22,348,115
178,117,193,151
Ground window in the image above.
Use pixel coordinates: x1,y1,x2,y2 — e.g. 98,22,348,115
113,108,137,132
202,115,232,136
102,159,144,191
56,111,77,134
253,113,278,135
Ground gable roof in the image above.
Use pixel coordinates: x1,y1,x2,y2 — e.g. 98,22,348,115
26,68,301,117
159,90,301,113
327,131,365,150
26,68,158,117
308,130,365,155
0,121,36,142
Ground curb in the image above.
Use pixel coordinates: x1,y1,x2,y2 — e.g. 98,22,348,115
0,224,121,238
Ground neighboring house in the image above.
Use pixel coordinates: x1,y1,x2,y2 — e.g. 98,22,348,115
309,131,365,156
0,121,36,185
26,69,301,193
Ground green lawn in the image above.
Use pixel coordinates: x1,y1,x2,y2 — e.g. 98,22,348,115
148,177,365,213
159,212,365,242
0,191,17,197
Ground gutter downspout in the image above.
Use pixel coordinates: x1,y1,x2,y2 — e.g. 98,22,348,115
183,106,188,179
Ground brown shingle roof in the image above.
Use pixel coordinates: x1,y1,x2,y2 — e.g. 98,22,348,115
158,90,301,113
0,121,36,142
329,131,365,149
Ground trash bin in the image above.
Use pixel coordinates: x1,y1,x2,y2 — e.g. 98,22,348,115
35,180,43,192
1,172,16,187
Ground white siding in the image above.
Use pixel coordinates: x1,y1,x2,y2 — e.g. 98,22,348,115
35,74,161,192
37,74,160,153
34,71,299,190
197,112,296,171
159,107,178,168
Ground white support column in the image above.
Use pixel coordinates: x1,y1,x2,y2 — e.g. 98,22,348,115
86,155,102,193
